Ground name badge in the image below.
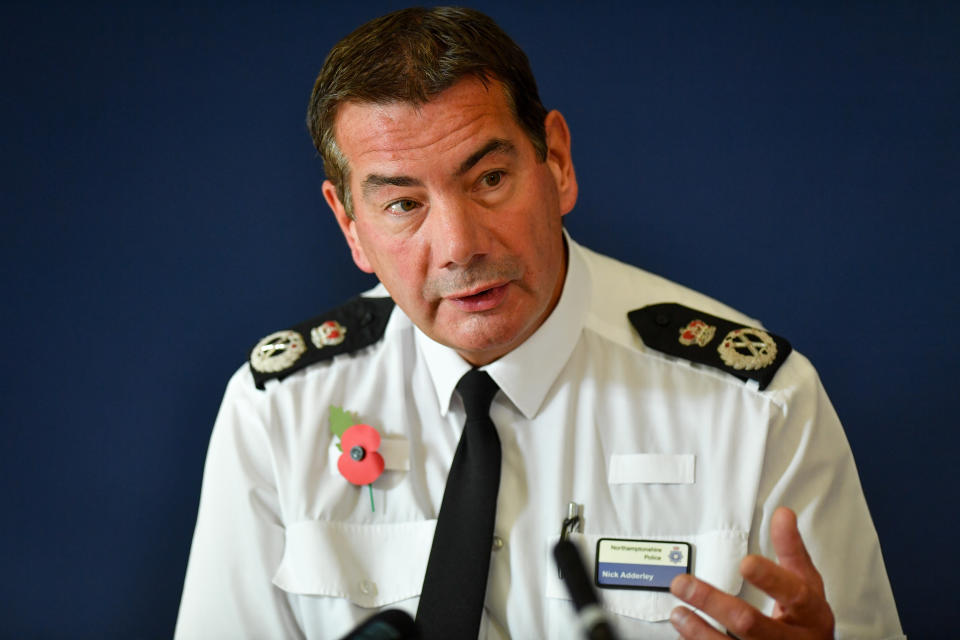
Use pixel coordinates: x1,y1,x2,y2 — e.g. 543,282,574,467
595,538,691,591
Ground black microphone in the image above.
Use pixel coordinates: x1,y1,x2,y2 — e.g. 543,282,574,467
338,609,420,640
553,539,619,640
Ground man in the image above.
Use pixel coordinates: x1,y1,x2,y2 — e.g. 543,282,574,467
176,7,902,639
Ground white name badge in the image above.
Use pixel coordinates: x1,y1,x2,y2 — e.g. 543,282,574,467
595,538,691,591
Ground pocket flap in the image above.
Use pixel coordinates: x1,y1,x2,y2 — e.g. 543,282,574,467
273,519,436,608
545,529,746,622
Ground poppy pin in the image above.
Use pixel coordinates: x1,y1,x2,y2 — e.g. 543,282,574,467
329,406,384,511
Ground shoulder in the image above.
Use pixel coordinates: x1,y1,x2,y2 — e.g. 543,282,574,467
573,241,797,393
246,294,396,390
576,243,758,327
627,302,791,391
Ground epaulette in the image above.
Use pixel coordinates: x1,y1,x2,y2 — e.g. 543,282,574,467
248,296,395,390
628,302,792,390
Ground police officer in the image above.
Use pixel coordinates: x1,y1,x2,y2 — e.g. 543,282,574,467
176,7,902,639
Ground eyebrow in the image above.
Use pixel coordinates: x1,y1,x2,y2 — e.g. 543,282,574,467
360,138,517,200
455,138,516,176
361,174,423,199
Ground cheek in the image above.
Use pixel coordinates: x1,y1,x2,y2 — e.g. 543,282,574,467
520,187,565,289
354,223,397,269
521,183,563,253
359,233,430,298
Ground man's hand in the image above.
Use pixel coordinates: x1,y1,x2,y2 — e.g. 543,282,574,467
669,507,835,639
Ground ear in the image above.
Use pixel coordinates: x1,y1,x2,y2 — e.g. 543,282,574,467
322,179,375,273
543,110,578,216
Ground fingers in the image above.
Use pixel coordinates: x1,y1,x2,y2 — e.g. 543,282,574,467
769,507,818,583
670,604,729,639
767,507,827,606
739,554,830,624
671,508,834,639
740,554,803,604
740,508,832,629
670,574,779,639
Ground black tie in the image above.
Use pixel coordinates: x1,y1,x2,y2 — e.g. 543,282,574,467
417,369,502,639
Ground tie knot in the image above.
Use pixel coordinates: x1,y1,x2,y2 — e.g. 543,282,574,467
456,369,499,420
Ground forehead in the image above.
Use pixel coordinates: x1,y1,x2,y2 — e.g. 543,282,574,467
332,77,525,173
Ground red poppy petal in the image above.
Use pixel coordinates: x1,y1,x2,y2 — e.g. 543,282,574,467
341,423,381,452
337,450,385,485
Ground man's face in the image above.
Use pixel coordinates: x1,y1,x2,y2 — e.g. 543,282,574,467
323,76,577,366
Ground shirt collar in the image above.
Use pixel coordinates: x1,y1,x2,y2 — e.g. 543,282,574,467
415,232,591,419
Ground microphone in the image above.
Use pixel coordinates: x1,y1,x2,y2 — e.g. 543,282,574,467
337,609,420,640
553,539,619,640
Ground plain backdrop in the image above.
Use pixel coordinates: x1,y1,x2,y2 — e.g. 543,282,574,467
2,2,958,637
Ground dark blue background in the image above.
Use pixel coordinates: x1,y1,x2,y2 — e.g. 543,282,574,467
2,2,957,636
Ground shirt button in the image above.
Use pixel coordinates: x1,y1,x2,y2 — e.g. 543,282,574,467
655,313,670,327
360,579,377,596
492,536,504,551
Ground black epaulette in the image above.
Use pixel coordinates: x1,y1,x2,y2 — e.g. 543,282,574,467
247,296,395,390
628,302,792,390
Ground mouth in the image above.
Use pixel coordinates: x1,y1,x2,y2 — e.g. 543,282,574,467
447,282,510,312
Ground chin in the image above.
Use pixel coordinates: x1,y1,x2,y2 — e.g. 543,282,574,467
452,332,526,365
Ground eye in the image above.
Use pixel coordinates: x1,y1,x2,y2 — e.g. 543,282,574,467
386,199,420,214
480,171,504,188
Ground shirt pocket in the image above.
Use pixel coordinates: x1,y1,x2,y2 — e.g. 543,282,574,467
545,529,747,638
273,519,436,608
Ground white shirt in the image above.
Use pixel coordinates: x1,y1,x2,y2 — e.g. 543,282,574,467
176,237,903,639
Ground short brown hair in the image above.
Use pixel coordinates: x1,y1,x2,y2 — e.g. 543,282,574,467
306,6,548,217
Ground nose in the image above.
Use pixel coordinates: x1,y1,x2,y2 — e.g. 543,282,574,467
431,196,488,268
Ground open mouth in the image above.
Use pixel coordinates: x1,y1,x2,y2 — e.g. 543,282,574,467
450,283,509,311
456,283,504,300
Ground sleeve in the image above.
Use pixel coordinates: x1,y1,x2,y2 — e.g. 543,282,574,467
742,352,905,639
175,366,304,640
